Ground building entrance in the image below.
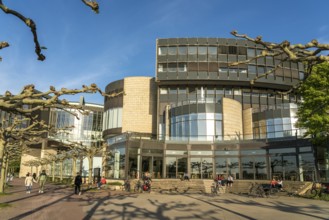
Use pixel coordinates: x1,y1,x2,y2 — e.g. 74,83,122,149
141,156,163,179
166,157,187,179
191,157,213,179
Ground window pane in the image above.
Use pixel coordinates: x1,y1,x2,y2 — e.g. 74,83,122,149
188,46,197,55
198,46,207,55
247,48,255,57
208,47,217,55
178,46,187,55
158,47,167,55
168,47,177,55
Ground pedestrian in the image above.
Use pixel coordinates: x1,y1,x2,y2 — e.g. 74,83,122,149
277,179,283,190
25,173,33,194
32,173,38,182
38,170,47,193
183,172,190,181
227,175,234,188
74,172,82,195
99,176,107,189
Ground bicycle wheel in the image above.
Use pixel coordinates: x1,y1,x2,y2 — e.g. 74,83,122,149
211,186,217,196
305,189,317,197
269,188,279,198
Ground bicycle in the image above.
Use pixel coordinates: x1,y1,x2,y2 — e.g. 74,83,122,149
134,180,143,193
211,180,224,196
306,182,329,197
122,179,131,192
248,183,266,198
264,185,280,198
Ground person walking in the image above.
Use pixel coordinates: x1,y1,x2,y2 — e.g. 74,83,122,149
25,173,33,194
227,175,234,188
38,170,47,193
74,172,83,195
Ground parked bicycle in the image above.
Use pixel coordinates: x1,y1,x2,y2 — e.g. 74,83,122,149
122,179,131,192
306,182,329,197
248,183,280,198
211,180,224,196
263,184,280,198
248,183,266,198
134,179,143,193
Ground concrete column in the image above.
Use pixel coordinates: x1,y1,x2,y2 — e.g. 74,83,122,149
165,105,170,141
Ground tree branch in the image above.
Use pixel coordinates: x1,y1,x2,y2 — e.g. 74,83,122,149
81,0,99,14
0,1,45,61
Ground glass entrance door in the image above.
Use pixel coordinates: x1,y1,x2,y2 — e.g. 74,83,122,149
191,157,213,179
166,157,187,178
141,156,163,179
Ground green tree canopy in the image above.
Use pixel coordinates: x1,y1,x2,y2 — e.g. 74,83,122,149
297,62,329,143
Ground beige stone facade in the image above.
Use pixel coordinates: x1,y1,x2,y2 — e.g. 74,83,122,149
222,98,243,140
243,108,253,139
121,77,156,134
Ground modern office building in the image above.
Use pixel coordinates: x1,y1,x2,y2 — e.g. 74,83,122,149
103,38,326,182
19,99,104,178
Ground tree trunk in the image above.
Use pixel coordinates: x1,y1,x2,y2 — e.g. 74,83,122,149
71,157,76,184
60,160,63,182
0,154,8,193
88,155,93,187
52,161,55,182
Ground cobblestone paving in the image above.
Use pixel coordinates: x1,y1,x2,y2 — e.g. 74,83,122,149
1,178,328,220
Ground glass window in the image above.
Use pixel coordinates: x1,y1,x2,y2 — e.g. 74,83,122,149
178,46,187,55
198,46,207,55
188,46,197,55
229,68,238,74
248,65,257,74
258,66,265,75
228,46,237,54
208,47,217,55
160,88,168,94
241,157,254,179
168,47,177,55
158,47,167,55
218,46,228,54
241,149,266,155
299,72,305,80
178,87,187,94
169,87,177,95
239,69,247,74
234,89,241,95
190,151,212,155
299,147,312,152
219,67,228,73
166,150,187,155
225,88,232,95
168,63,177,72
178,63,187,72
247,48,255,57
158,64,164,72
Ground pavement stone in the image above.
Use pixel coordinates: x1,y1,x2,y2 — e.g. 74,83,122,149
0,178,328,220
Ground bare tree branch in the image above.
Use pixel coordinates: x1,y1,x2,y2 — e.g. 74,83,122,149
0,84,124,116
0,1,45,60
81,0,99,14
230,30,329,90
0,0,101,61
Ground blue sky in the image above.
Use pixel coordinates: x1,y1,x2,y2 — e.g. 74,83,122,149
1,0,329,104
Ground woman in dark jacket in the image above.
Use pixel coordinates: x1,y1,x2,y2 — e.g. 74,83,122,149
74,172,83,195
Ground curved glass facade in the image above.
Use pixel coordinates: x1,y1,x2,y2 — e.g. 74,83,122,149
169,99,222,141
48,103,103,146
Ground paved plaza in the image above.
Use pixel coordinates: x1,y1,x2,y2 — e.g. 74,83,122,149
0,178,328,220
